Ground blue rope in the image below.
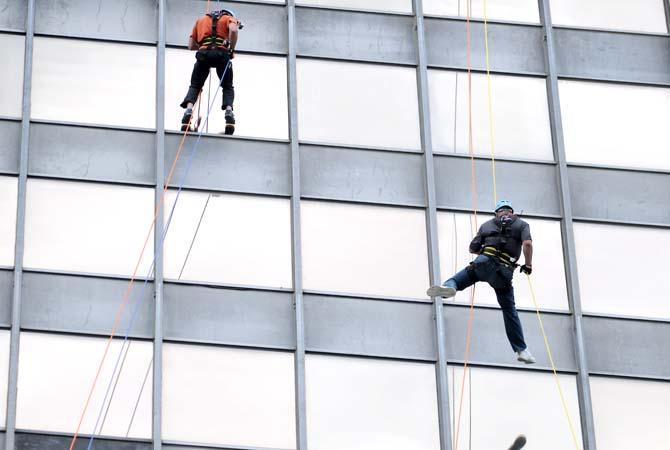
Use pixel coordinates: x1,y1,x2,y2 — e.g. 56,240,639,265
86,60,231,448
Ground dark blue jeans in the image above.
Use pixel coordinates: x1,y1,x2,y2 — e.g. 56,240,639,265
444,254,527,352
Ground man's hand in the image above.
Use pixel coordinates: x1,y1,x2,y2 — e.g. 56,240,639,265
520,264,532,275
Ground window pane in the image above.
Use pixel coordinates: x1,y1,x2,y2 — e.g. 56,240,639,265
560,80,670,171
550,0,667,33
297,59,421,150
163,343,296,448
0,33,24,118
165,50,288,139
16,332,152,438
31,37,156,128
301,201,429,299
590,376,670,450
429,70,553,160
0,176,17,267
424,0,540,23
296,0,411,13
448,365,582,449
24,179,154,277
0,331,10,426
574,222,670,319
306,354,439,450
163,191,292,289
437,212,569,310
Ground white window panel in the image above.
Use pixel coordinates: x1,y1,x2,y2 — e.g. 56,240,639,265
306,354,439,450
31,37,156,129
0,331,10,426
590,376,670,450
163,343,296,449
560,80,670,171
165,50,288,139
550,0,667,33
423,0,540,23
448,365,582,449
429,70,553,161
0,34,24,118
162,191,292,289
24,179,154,277
437,212,568,310
296,0,411,13
0,176,17,267
301,201,429,299
297,59,421,150
16,332,152,439
574,222,670,319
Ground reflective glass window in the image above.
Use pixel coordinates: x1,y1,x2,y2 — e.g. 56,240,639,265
306,354,440,450
560,80,670,171
429,70,553,161
0,176,17,267
437,212,568,310
550,0,667,33
16,332,152,438
296,0,411,13
590,376,670,450
423,0,540,23
24,179,154,277
31,37,156,128
448,365,582,449
301,200,429,299
163,343,296,448
297,59,421,150
163,191,292,289
574,222,670,319
165,50,288,139
0,33,24,118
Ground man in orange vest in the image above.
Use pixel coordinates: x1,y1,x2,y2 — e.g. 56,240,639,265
180,9,241,134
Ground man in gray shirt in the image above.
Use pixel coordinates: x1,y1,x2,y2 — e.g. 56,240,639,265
427,200,536,364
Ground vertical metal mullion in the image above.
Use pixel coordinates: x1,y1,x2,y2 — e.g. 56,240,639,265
286,2,307,449
412,1,453,449
538,1,597,449
664,0,670,34
153,1,166,449
5,0,35,447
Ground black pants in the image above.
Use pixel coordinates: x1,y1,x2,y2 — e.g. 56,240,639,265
180,49,234,109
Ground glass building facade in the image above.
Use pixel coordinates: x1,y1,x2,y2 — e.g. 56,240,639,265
0,0,669,449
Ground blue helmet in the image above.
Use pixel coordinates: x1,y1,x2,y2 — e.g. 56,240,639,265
495,199,513,212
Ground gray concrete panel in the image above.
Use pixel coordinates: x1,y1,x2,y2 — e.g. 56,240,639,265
21,272,154,338
15,433,149,450
425,19,545,74
0,120,20,174
0,270,12,327
166,0,287,54
568,166,670,225
296,7,416,64
165,134,291,196
300,145,426,206
29,123,155,184
0,0,26,31
555,28,670,85
304,295,437,361
164,283,295,349
584,316,670,379
434,156,560,215
35,0,158,42
444,305,577,371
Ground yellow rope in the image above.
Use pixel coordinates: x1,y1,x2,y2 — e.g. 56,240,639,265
526,274,582,450
483,0,498,204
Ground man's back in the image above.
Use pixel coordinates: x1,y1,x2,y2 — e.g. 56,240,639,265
191,14,237,48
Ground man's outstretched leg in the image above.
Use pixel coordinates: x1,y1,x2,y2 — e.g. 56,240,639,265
426,259,481,298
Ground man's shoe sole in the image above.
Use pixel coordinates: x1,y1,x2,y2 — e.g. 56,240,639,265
426,285,456,298
508,435,527,450
516,355,536,364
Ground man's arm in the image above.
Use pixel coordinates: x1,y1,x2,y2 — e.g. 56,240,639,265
188,22,198,50
522,240,533,267
228,20,239,53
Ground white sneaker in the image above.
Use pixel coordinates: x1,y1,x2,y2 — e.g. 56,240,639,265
516,349,536,364
426,285,456,298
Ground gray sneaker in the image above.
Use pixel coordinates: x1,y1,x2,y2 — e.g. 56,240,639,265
516,349,536,364
426,285,456,298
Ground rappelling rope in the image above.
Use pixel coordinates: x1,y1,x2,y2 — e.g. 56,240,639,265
482,0,498,204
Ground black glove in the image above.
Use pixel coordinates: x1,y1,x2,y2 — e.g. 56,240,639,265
520,264,532,275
